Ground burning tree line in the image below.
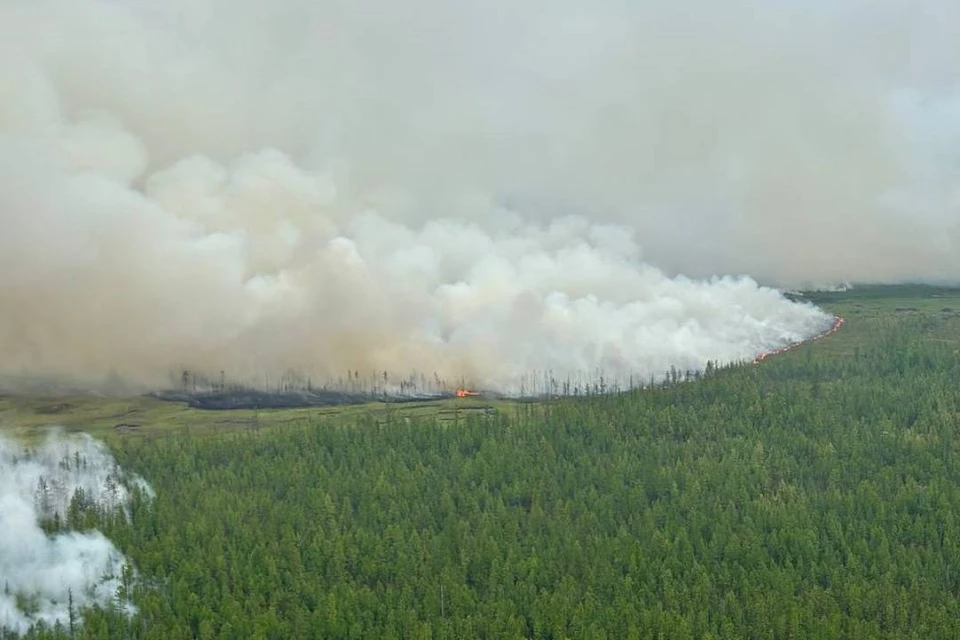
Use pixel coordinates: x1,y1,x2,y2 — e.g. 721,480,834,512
166,362,749,403
164,316,844,404
752,315,845,365
170,368,463,398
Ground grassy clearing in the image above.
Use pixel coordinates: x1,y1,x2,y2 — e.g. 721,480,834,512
0,392,517,442
792,284,960,358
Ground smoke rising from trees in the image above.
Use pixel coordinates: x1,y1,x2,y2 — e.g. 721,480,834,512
1,0,957,390
0,431,151,635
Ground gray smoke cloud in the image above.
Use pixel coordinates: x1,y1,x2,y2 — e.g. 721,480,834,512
0,431,152,636
1,0,956,390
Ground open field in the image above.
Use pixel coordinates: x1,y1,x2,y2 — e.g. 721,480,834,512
0,393,513,442
792,284,960,356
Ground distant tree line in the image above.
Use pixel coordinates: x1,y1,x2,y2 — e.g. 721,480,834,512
167,361,733,402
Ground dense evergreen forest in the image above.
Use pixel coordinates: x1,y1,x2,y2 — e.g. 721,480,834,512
14,289,960,639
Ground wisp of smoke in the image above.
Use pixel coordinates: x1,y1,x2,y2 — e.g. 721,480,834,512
0,431,152,636
1,0,957,392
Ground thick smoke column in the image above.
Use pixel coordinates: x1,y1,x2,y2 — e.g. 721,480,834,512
0,431,151,635
1,0,957,391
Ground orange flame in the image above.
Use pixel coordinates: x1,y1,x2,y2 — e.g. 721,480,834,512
753,315,845,365
456,388,481,397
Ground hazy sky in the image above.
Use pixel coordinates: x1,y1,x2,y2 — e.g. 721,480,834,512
0,0,957,389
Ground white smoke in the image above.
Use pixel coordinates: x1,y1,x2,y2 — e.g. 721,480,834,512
0,432,151,636
1,0,956,391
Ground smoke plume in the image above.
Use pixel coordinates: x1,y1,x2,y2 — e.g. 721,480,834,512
0,431,151,635
1,0,957,390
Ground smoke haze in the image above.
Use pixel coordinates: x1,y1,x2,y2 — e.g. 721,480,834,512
1,0,958,390
0,431,151,635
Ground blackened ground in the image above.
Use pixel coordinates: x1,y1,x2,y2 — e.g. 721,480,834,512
150,388,456,410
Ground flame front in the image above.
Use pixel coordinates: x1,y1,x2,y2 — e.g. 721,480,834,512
456,388,481,397
752,315,845,365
